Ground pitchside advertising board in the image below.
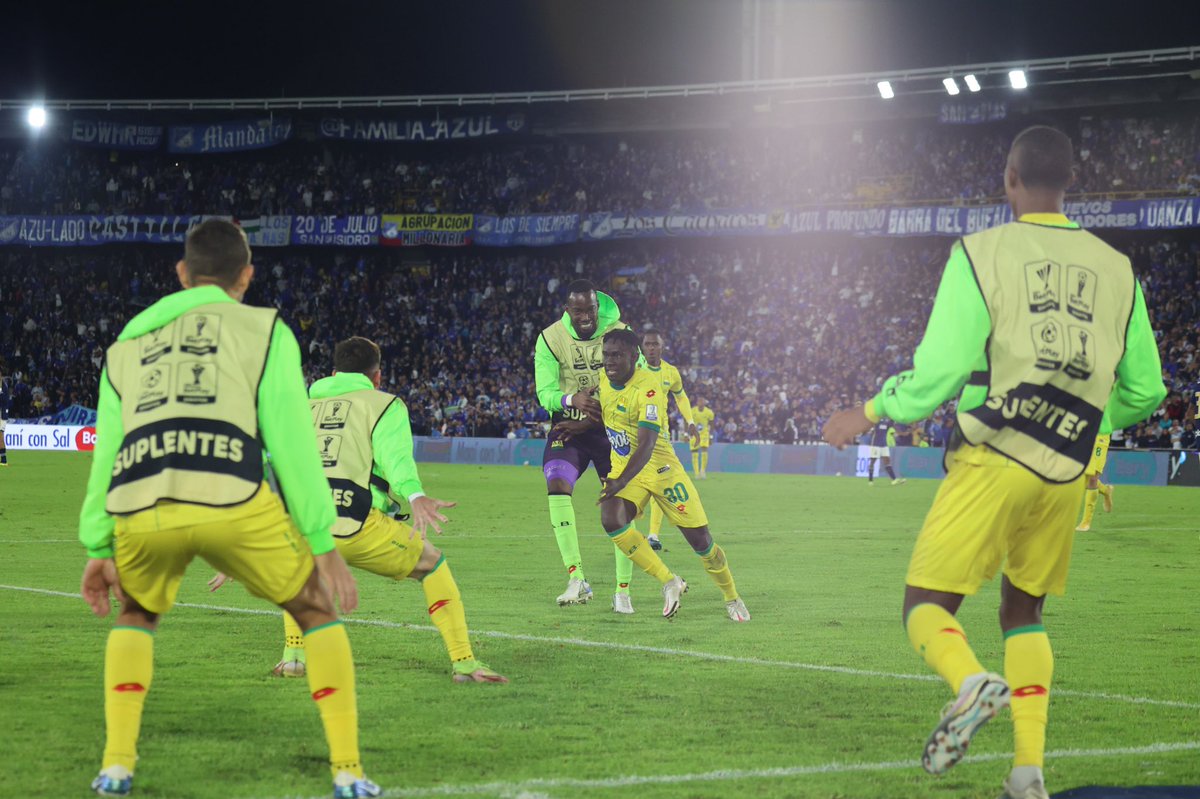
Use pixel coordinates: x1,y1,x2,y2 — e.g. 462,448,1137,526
4,424,96,451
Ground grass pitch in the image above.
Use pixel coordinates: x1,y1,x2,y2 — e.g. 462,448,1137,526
2,452,1198,799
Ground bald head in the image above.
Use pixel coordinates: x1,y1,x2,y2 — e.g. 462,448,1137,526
1008,126,1074,191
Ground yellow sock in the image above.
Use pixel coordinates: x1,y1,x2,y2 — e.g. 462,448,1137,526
282,611,306,660
692,451,700,474
102,627,154,771
609,524,673,583
420,556,473,663
649,501,664,536
699,543,738,601
304,622,362,778
1080,488,1098,527
1005,625,1053,768
700,451,708,476
905,603,986,694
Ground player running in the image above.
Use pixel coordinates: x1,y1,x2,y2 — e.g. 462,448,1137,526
865,418,905,485
78,220,381,799
559,329,749,622
638,331,698,550
1075,419,1114,531
213,336,506,685
534,279,635,612
690,397,714,479
823,127,1165,799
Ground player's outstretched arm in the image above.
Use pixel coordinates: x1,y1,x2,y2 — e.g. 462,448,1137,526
599,426,657,503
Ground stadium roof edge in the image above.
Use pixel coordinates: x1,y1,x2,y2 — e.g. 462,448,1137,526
1,47,1196,111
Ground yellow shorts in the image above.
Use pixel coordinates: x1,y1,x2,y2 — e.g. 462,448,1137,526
615,461,709,529
114,483,313,614
690,438,710,452
1085,433,1110,477
334,508,425,580
906,444,1085,597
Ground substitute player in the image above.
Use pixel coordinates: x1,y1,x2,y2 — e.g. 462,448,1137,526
691,397,715,479
639,331,698,550
534,279,635,611
865,418,905,485
215,336,506,685
78,220,382,799
1075,419,1114,531
823,127,1164,799
559,328,749,622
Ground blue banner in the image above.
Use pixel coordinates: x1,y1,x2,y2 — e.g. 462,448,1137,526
70,119,163,150
0,215,210,246
168,118,292,154
938,101,1008,124
473,213,580,246
290,215,380,246
319,113,526,142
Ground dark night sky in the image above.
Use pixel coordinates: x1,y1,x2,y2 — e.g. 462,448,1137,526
2,1,1196,100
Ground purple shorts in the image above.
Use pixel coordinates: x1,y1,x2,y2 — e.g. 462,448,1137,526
543,425,612,487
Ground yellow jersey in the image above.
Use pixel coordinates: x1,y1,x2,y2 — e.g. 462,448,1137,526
599,368,679,478
642,358,694,425
693,406,715,445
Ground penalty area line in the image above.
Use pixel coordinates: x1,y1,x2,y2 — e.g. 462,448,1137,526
266,740,1200,799
4,583,1198,712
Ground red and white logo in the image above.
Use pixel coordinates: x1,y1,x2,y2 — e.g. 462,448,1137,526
646,390,657,398
75,427,97,451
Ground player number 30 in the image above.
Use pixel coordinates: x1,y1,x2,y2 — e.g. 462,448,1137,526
662,482,690,504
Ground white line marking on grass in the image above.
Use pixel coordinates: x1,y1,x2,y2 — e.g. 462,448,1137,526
266,741,1200,799
0,539,78,544
5,584,1198,712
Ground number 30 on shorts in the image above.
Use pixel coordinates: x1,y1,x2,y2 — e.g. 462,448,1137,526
662,482,690,504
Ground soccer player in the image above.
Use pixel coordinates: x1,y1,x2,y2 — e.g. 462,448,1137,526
865,418,905,485
78,220,382,798
823,127,1165,799
559,329,750,622
1075,420,1114,531
0,370,9,466
534,279,635,611
639,331,698,551
691,397,715,479
216,336,506,684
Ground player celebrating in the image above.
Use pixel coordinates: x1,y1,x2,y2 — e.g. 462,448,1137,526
823,127,1164,799
1075,419,1114,531
639,331,698,550
865,417,905,485
534,279,635,611
78,220,381,799
690,396,714,479
560,328,749,622
217,336,506,685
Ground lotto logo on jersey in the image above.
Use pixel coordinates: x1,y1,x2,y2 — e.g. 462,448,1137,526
605,426,632,457
646,390,657,398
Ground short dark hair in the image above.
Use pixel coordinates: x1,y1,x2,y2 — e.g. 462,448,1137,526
641,331,664,342
1010,126,1074,191
603,328,641,354
183,219,251,287
565,279,596,297
334,336,381,376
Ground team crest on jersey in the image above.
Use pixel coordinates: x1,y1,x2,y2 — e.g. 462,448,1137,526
645,403,659,421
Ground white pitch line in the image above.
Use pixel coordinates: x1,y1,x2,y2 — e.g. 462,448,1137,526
4,583,1198,712
265,740,1200,799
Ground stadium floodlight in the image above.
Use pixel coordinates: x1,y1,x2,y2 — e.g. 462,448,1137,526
1009,69,1028,89
942,77,960,96
26,105,46,129
964,74,981,92
877,80,894,99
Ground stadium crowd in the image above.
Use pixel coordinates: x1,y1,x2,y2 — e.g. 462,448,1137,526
1,112,1199,219
2,235,1196,448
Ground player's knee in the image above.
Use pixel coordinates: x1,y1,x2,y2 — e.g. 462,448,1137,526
680,526,713,553
1086,474,1099,489
998,578,1044,630
115,596,159,631
418,543,442,573
546,478,575,495
600,502,627,533
281,569,337,629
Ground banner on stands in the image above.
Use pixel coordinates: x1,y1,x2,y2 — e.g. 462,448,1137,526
580,209,792,241
168,118,293,154
380,214,473,247
238,216,292,247
938,101,1008,125
0,215,211,246
473,213,580,246
290,215,380,246
4,424,97,451
319,113,526,143
70,119,163,150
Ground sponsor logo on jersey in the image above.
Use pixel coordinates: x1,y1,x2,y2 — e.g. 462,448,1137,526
605,426,632,457
646,390,657,398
